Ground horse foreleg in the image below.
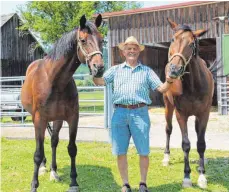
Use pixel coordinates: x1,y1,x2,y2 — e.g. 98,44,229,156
163,95,174,166
50,120,63,181
66,113,79,192
31,112,47,192
175,111,192,188
195,112,209,189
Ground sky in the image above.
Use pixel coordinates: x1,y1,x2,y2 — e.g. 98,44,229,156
1,1,184,15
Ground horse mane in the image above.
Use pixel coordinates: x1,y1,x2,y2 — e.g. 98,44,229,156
175,24,192,33
47,21,98,61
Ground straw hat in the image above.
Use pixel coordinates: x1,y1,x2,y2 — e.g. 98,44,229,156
118,36,145,51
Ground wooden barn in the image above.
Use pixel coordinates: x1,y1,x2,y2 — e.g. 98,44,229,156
1,13,45,78
102,1,229,108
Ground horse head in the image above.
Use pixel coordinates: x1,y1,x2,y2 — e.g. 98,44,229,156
77,14,104,77
166,18,208,79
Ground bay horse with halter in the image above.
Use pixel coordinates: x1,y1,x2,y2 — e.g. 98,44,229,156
21,14,104,192
162,18,214,189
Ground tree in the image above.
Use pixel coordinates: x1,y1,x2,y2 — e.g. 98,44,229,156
18,1,142,46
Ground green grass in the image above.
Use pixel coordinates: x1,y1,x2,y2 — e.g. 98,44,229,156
1,138,229,192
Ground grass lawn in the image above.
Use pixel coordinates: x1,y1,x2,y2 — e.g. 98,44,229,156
1,138,229,192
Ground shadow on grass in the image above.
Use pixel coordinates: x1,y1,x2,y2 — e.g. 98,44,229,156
59,165,121,192
160,156,229,192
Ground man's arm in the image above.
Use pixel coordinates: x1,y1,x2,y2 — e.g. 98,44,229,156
93,77,105,86
156,77,174,93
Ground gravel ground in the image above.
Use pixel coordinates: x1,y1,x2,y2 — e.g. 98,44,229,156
1,111,229,150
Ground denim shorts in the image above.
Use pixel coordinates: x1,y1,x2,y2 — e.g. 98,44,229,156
111,105,150,156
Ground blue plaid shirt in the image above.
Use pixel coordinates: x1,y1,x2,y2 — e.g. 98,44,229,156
103,62,163,105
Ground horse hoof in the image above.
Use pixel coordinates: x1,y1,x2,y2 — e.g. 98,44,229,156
182,178,192,188
162,154,170,166
50,170,61,181
38,166,48,176
198,174,207,189
67,186,79,192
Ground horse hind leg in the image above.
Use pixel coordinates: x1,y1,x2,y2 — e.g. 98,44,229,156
195,114,209,189
31,112,47,192
50,120,63,181
162,95,174,166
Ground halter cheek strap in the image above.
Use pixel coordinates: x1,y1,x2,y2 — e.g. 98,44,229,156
76,29,103,66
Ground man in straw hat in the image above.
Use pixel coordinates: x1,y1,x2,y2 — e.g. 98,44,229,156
93,36,174,192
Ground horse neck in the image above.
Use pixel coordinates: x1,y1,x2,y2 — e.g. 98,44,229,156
48,48,81,87
182,56,207,93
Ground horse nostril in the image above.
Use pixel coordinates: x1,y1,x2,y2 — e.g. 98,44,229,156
170,64,176,70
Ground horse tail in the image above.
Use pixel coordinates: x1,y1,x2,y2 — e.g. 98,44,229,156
206,58,228,82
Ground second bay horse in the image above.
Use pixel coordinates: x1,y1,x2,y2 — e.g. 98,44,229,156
163,18,214,189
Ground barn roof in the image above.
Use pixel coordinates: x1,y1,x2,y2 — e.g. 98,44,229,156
101,1,217,19
1,13,15,27
1,13,46,52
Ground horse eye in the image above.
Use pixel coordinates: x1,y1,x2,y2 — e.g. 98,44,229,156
171,38,174,42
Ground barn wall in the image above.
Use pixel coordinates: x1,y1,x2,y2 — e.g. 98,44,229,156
108,1,229,47
1,14,45,77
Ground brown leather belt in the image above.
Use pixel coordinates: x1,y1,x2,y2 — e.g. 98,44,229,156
115,103,146,109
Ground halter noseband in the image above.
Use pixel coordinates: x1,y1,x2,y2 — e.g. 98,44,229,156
168,37,197,78
76,29,103,66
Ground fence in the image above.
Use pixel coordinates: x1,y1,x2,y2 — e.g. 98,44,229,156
218,82,229,115
0,75,107,128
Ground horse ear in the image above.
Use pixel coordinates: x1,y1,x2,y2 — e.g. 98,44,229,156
95,14,102,28
193,29,208,37
80,15,87,29
167,18,178,30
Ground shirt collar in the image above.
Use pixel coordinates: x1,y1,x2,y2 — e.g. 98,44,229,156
122,61,143,69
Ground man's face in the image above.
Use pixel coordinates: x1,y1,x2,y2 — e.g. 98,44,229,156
122,44,140,62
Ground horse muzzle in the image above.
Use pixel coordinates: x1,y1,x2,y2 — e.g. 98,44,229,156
92,65,104,78
169,64,184,78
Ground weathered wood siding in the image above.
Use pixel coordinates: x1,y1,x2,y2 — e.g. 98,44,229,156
1,14,45,77
107,2,228,106
108,1,229,47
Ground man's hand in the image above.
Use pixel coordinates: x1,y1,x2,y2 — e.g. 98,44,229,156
93,77,105,86
157,75,176,93
166,75,174,84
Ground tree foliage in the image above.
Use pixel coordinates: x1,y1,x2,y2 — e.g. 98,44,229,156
18,1,142,46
